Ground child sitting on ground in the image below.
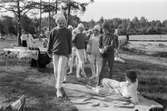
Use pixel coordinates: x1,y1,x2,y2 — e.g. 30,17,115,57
93,70,139,104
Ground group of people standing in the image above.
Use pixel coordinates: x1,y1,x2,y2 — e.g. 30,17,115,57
47,14,139,105
47,14,117,97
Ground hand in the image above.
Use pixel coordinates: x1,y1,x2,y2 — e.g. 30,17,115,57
104,46,108,51
47,52,52,58
99,48,104,54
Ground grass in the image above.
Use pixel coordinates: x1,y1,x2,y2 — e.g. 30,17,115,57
113,59,167,110
0,54,167,110
0,39,167,110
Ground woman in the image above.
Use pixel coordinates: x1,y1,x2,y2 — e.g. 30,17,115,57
87,25,102,81
73,23,87,78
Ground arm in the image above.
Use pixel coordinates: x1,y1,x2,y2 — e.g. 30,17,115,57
68,30,72,55
99,35,105,54
72,33,78,45
86,39,92,54
47,30,54,55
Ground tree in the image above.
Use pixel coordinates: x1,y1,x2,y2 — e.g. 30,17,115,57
60,0,94,25
0,16,17,35
0,0,36,45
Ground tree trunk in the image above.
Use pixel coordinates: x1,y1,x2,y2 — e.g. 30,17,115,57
49,0,51,31
17,0,22,46
55,0,58,14
67,1,71,26
40,0,42,34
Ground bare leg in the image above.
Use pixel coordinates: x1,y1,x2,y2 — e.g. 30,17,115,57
95,56,103,86
88,54,96,78
76,49,86,78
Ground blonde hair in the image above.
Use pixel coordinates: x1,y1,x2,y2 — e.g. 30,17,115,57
54,14,67,27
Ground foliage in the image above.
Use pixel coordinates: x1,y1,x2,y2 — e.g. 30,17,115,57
84,16,167,35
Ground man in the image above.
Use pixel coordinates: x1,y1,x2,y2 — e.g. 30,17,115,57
47,14,72,97
98,22,115,85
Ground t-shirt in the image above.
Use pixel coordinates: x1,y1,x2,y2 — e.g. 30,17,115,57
119,80,139,104
73,33,86,49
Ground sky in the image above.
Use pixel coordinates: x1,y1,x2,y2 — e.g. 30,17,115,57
0,0,167,22
78,0,167,22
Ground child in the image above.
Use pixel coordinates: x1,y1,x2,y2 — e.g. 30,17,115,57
73,23,87,78
94,70,139,104
98,21,115,85
47,14,72,97
87,25,102,80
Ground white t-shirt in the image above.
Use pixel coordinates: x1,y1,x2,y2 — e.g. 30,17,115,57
120,80,139,103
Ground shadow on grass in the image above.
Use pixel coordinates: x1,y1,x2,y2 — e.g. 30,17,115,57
0,70,78,111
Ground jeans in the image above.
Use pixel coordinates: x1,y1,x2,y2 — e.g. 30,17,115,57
98,52,114,85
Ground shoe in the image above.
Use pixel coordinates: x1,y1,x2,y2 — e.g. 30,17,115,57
81,72,87,78
67,72,72,75
56,88,63,98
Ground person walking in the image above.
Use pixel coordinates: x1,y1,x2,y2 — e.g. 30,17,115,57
47,14,72,97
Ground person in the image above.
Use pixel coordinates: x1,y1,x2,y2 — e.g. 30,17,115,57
114,28,125,63
87,25,102,81
20,30,28,47
47,14,72,97
93,70,139,104
73,23,87,78
98,22,116,85
67,27,78,75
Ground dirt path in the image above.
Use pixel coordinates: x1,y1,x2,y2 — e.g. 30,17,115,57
120,53,167,66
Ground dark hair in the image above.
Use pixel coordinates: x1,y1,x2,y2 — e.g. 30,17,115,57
126,70,138,83
102,22,110,31
102,21,115,33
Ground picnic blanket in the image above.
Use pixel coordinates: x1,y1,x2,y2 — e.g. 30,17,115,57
64,83,163,111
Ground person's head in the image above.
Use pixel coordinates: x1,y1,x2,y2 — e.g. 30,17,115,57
68,25,73,32
93,25,101,36
102,21,115,34
125,70,138,83
55,14,67,28
77,23,85,33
